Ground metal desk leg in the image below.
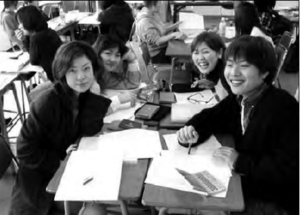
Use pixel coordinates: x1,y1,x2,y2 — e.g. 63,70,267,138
119,200,129,215
64,201,70,215
11,83,24,124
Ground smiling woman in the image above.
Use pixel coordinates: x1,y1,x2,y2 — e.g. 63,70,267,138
188,31,231,94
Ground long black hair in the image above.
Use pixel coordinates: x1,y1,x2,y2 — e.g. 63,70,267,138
235,2,262,37
16,5,48,32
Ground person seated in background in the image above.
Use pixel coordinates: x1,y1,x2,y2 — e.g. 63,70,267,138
235,2,274,46
253,0,292,45
97,0,134,43
9,41,112,215
93,35,141,112
16,5,62,82
22,0,50,21
135,0,187,64
0,0,23,50
186,31,231,95
177,36,298,215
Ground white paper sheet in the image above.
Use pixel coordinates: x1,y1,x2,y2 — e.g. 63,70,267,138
145,150,232,198
179,12,204,31
163,134,222,156
78,129,162,160
55,150,123,201
171,90,217,122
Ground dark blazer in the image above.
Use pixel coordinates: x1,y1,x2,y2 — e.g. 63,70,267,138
9,83,111,215
98,2,134,43
24,28,62,82
183,86,299,214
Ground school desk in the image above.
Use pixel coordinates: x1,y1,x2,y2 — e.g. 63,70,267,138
170,1,234,23
142,130,245,214
46,126,151,215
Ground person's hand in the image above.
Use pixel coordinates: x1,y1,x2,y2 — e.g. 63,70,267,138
107,120,122,131
212,147,238,170
89,79,101,95
177,125,199,145
66,144,78,155
118,91,136,104
172,32,187,40
15,29,24,41
191,79,215,89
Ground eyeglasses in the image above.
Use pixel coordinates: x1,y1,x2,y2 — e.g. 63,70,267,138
187,92,214,104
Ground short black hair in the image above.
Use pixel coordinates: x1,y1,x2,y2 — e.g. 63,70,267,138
16,5,47,32
225,36,277,85
191,31,226,59
143,1,159,8
254,0,276,12
52,41,103,86
3,0,18,10
235,2,261,36
93,34,128,58
99,0,124,10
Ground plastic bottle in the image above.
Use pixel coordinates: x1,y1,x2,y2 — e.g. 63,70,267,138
59,8,65,20
219,17,226,37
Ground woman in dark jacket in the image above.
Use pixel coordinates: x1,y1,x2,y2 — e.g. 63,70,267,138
177,36,299,215
16,5,62,82
187,31,231,94
97,0,134,43
9,41,112,215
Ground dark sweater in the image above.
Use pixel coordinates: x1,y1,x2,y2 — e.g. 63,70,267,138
184,86,299,214
9,83,111,215
98,2,134,43
26,28,62,82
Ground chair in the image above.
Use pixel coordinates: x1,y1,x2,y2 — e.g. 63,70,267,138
139,41,172,85
273,31,292,88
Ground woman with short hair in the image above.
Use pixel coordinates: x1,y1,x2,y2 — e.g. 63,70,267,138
177,36,299,215
9,41,112,215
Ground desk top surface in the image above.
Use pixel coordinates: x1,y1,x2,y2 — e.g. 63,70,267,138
171,1,234,7
143,131,244,211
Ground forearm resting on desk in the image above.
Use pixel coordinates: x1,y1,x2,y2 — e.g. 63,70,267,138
155,33,176,46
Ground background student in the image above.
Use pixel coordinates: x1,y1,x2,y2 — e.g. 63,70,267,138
16,5,62,82
97,0,134,43
0,0,23,50
93,35,141,112
234,2,274,46
9,41,112,215
177,36,298,215
135,0,187,64
187,31,231,94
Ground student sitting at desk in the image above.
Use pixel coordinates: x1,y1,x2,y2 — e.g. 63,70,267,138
177,36,298,215
16,5,62,82
187,31,231,94
93,35,141,112
0,0,24,50
97,0,134,43
135,1,187,64
235,2,274,46
9,41,112,215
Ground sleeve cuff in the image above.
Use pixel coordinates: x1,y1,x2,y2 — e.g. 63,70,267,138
110,95,121,112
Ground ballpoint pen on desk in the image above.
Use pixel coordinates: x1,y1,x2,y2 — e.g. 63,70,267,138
83,176,93,185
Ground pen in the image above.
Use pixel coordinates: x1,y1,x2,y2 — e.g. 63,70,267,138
188,140,192,155
83,177,93,185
